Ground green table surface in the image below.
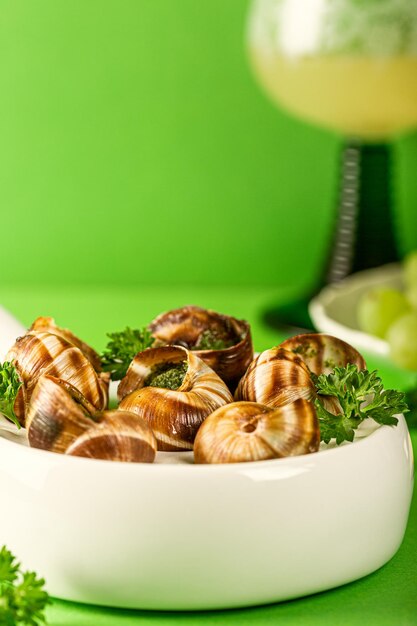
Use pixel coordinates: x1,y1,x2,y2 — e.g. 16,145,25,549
1,284,416,626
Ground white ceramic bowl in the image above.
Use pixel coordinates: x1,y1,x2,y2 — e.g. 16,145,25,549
309,264,402,356
0,414,413,611
0,305,26,360
0,305,414,610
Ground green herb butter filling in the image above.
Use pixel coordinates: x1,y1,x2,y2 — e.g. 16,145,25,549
145,361,188,390
292,344,318,359
193,329,237,351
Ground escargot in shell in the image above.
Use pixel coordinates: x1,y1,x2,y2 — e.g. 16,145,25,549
118,345,233,451
26,375,156,462
279,333,366,376
236,334,366,415
29,316,102,372
6,331,109,426
66,411,157,462
148,306,253,390
235,347,316,407
194,399,320,464
26,375,98,453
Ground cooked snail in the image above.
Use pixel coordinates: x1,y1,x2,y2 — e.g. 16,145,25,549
30,316,102,371
148,306,253,390
236,334,367,415
279,333,366,376
6,331,109,426
26,375,98,453
194,399,320,464
1,308,373,465
66,411,157,462
235,347,316,407
118,345,233,451
27,375,156,462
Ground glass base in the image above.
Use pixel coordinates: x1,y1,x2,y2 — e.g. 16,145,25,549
262,295,315,333
263,141,399,334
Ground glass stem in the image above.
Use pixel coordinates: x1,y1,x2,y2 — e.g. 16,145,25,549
326,141,399,284
261,140,400,332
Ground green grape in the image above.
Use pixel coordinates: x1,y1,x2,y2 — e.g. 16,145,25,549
387,313,417,371
406,285,417,310
404,250,417,289
357,287,410,338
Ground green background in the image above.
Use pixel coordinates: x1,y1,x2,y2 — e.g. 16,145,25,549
1,0,417,291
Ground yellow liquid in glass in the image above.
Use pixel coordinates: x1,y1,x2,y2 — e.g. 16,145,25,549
250,49,417,139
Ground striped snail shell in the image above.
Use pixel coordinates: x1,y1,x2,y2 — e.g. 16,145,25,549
118,345,233,451
26,375,98,453
6,331,109,426
194,399,320,464
236,335,366,416
235,347,316,407
27,376,156,463
148,306,254,390
30,316,102,372
279,333,366,376
66,411,157,463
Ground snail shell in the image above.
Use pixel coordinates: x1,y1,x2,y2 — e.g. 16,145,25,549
278,334,366,417
279,333,366,376
27,377,156,463
26,375,98,453
66,411,157,463
194,399,320,464
30,316,102,371
148,306,253,390
6,331,109,426
236,336,366,417
118,345,233,451
235,347,316,407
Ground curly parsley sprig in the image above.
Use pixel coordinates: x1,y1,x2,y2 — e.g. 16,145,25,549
313,364,408,445
100,327,154,381
0,546,51,625
0,362,22,429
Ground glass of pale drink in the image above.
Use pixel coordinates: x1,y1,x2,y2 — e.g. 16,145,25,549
248,0,417,329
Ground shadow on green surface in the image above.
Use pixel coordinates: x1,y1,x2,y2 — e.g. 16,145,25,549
49,566,416,626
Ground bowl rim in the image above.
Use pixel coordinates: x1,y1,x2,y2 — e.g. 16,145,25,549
0,416,404,474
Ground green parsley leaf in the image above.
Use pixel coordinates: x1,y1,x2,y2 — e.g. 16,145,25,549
0,362,22,429
314,399,360,445
0,546,51,625
314,364,407,445
100,327,154,381
0,546,19,584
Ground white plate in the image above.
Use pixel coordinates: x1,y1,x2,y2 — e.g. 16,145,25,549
0,305,414,610
309,264,402,356
0,414,413,610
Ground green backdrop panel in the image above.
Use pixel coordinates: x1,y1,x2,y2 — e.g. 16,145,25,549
0,0,416,288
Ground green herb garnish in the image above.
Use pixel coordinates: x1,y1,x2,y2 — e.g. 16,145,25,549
145,361,188,390
193,330,235,351
0,362,22,429
101,327,154,381
0,546,51,625
314,364,408,445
